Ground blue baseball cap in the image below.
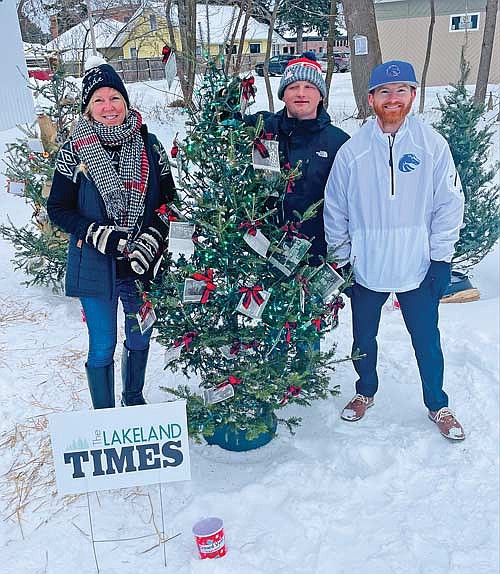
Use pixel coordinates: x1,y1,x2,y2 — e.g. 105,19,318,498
368,60,418,92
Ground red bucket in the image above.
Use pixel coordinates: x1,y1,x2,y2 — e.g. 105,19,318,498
192,517,226,559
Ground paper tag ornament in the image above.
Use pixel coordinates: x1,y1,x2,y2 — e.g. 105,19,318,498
164,51,177,88
243,229,270,258
268,236,312,277
137,301,156,334
219,345,234,360
7,179,26,196
203,384,235,405
236,287,270,319
252,139,280,172
310,264,344,302
165,344,182,366
182,278,206,303
27,138,44,153
168,221,195,259
41,180,52,198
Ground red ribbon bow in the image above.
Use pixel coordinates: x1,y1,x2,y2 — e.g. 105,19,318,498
241,76,256,100
283,161,296,193
295,274,310,295
326,295,346,328
238,221,262,236
328,295,345,313
228,375,242,386
284,321,297,344
192,269,215,304
174,331,198,350
155,204,178,221
281,385,302,405
230,340,241,355
239,286,264,309
281,223,308,240
311,317,322,332
171,132,179,158
244,340,260,351
253,137,269,159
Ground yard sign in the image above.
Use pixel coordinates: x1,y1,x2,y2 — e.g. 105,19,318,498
49,401,191,495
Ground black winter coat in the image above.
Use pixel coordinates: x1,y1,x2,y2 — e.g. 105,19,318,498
47,125,175,299
244,106,349,264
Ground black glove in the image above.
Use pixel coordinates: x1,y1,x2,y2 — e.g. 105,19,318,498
128,227,163,275
86,223,127,257
426,260,452,299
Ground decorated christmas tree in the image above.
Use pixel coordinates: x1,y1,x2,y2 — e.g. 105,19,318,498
433,56,500,273
0,67,80,291
148,63,346,446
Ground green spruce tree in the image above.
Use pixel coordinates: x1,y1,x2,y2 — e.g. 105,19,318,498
149,62,346,442
433,55,500,272
1,68,80,291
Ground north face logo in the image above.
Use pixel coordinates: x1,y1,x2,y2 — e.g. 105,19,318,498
316,150,328,158
398,153,420,172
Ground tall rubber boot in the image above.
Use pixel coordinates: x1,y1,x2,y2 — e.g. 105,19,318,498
121,343,149,406
85,363,115,409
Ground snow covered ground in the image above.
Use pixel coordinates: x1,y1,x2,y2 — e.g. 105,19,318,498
0,73,499,574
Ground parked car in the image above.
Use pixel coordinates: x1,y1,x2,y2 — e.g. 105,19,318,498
255,54,296,76
318,51,351,73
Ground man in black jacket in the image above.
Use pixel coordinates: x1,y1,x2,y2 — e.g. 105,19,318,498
244,52,350,265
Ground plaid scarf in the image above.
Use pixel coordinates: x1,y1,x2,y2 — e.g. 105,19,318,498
71,109,149,238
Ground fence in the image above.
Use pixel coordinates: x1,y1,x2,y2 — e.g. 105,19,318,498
62,54,261,81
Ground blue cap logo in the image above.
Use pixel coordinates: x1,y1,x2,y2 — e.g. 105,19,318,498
386,64,401,79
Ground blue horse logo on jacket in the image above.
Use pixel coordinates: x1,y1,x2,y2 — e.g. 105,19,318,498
399,153,420,172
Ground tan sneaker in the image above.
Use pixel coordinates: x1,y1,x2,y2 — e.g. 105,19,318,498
428,407,465,441
341,394,374,421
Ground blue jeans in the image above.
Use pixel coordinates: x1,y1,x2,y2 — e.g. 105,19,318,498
350,278,448,412
81,278,152,368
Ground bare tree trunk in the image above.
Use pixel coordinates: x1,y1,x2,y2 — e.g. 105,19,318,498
296,27,304,55
342,0,382,120
205,0,211,53
224,6,242,74
235,0,253,74
418,0,435,113
177,0,197,109
164,1,177,55
324,0,337,108
263,0,281,112
474,0,498,105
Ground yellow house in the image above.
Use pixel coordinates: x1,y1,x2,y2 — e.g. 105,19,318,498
113,4,286,60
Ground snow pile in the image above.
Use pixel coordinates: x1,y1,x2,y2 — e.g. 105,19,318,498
0,75,498,574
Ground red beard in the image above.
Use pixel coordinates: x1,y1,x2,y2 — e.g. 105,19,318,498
372,100,413,127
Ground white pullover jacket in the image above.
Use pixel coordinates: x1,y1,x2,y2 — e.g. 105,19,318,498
324,116,464,293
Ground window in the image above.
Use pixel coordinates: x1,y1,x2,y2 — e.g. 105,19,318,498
249,43,261,54
450,13,480,32
149,14,158,31
283,46,289,54
130,47,138,59
225,44,237,54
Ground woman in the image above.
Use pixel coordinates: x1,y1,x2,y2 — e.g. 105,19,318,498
48,57,176,409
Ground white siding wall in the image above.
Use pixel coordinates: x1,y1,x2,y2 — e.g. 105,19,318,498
0,0,35,130
376,1,500,87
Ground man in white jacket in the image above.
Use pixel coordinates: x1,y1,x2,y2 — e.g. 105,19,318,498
324,60,465,440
